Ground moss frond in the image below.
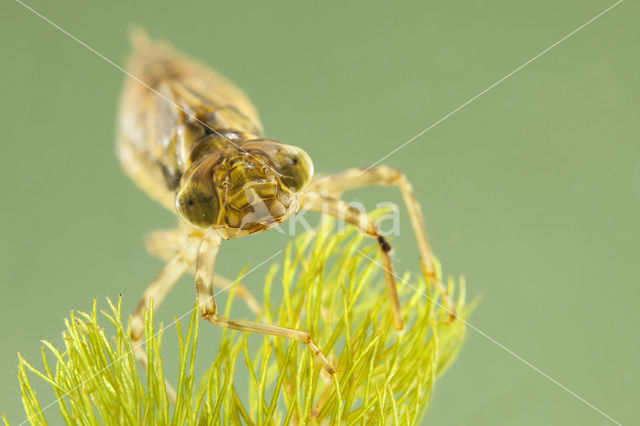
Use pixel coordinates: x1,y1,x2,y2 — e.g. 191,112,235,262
15,218,470,425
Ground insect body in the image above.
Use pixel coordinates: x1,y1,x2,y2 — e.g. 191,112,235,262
119,32,452,384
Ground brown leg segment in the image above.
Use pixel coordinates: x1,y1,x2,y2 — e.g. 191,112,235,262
195,230,335,374
301,192,405,330
308,166,455,318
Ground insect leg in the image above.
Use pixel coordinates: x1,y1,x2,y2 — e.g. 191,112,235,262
130,238,199,402
300,192,405,331
307,166,455,319
196,230,335,374
145,228,263,315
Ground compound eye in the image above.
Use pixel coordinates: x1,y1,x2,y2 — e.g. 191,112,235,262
242,141,314,192
275,146,313,191
175,158,220,228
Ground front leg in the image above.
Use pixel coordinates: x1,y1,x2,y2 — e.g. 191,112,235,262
146,228,263,315
308,166,454,317
196,230,335,374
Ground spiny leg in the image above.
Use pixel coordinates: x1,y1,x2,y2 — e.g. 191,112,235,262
146,228,262,315
301,192,405,331
195,230,335,374
308,166,455,318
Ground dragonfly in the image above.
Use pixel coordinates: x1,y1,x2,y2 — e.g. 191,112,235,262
119,31,453,379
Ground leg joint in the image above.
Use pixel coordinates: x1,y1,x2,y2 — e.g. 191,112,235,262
364,165,403,184
377,235,392,253
130,319,144,341
200,310,216,321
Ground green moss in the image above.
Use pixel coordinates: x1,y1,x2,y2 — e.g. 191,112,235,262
14,218,470,425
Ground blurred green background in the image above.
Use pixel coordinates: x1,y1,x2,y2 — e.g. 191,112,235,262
2,0,638,424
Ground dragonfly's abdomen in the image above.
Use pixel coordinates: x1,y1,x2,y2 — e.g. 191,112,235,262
117,31,263,211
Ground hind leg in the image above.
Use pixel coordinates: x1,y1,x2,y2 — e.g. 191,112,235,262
130,236,200,402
